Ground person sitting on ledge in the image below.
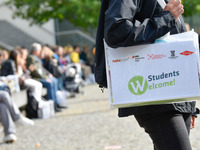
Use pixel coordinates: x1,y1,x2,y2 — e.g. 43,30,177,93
0,90,34,143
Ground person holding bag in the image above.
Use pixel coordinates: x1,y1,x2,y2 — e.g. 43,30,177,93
95,0,197,149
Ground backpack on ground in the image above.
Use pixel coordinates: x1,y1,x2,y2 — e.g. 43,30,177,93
25,89,39,119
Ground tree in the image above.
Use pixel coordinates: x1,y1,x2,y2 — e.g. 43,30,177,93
5,0,101,29
5,0,200,29
182,0,200,17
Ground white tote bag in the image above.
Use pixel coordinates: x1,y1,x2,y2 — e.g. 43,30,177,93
104,31,200,108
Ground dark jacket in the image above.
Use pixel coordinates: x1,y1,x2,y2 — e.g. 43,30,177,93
94,0,109,88
43,60,62,78
96,0,196,117
199,35,200,48
0,59,16,76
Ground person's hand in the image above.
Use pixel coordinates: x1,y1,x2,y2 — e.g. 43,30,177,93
163,0,184,21
48,74,53,78
46,78,52,83
190,116,196,129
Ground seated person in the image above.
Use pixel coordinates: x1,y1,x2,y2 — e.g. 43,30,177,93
0,49,43,103
63,45,73,65
18,47,43,102
41,46,64,91
26,43,61,112
71,45,92,80
0,90,34,143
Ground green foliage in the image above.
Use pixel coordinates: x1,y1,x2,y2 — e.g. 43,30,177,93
6,0,200,28
5,0,101,29
182,0,200,17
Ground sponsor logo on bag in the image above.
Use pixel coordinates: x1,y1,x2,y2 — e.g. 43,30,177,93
113,59,121,63
132,55,145,62
168,50,178,59
180,51,194,56
112,57,129,63
113,55,145,63
147,54,166,60
128,76,148,95
128,71,179,95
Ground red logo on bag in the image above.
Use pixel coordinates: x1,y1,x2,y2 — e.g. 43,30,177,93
113,59,121,63
147,54,166,60
180,51,194,56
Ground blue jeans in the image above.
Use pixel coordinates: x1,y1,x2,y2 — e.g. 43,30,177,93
57,76,64,91
40,77,58,104
134,111,192,150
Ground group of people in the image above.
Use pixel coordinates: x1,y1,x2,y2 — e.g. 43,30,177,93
0,43,95,143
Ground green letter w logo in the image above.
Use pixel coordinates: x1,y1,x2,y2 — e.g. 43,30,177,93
128,76,148,95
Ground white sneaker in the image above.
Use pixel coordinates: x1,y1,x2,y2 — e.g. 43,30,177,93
3,134,17,143
15,116,34,127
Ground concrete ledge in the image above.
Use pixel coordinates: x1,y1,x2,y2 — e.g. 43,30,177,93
12,89,27,108
12,88,47,108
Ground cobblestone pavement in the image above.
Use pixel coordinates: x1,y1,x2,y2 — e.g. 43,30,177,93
1,84,200,150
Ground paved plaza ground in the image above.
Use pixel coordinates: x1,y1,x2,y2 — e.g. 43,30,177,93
0,84,200,150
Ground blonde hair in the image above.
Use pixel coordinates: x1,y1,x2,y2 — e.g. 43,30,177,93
41,46,54,61
64,45,73,54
